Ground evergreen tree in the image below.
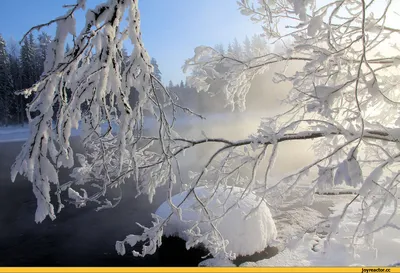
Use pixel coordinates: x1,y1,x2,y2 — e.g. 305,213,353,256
151,57,162,81
27,33,40,81
243,35,251,58
251,34,267,56
168,80,173,89
0,35,14,125
179,80,184,89
8,39,24,124
19,33,37,124
20,34,37,89
36,32,51,78
65,43,71,54
8,39,21,91
232,38,242,57
227,43,233,55
214,43,225,55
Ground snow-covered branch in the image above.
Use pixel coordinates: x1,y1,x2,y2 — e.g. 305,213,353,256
181,0,400,258
13,0,400,261
11,0,182,222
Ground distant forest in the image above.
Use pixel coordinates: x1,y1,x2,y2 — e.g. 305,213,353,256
0,33,268,126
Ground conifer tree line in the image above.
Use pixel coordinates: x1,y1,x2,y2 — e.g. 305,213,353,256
0,32,51,126
169,34,269,114
0,33,266,126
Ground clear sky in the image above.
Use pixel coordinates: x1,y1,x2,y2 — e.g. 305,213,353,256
0,0,262,85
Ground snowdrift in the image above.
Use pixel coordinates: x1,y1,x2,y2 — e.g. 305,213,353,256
155,186,277,257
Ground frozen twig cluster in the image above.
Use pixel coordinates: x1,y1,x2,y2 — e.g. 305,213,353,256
12,0,400,259
11,0,182,222
184,0,400,255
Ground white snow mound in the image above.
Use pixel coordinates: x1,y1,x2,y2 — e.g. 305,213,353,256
155,186,277,257
198,258,236,267
240,196,400,267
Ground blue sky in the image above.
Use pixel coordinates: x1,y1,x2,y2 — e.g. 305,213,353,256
0,0,262,84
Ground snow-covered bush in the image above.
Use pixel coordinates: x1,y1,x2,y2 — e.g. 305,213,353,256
154,186,277,259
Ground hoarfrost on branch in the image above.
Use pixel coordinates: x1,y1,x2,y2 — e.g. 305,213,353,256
12,0,400,259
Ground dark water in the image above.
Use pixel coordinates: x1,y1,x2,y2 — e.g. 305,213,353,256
0,139,166,266
0,139,278,266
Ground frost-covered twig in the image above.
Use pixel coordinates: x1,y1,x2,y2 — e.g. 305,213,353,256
14,0,400,260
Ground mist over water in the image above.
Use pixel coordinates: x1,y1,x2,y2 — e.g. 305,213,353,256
166,61,316,186
175,112,314,177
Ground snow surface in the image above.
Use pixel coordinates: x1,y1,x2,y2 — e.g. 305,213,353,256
198,258,236,267
0,111,270,143
0,125,36,143
0,121,141,143
273,207,325,251
0,124,80,143
0,118,175,143
240,196,400,267
155,186,277,257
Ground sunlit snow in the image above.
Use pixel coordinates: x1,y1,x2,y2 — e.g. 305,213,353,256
155,186,277,257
